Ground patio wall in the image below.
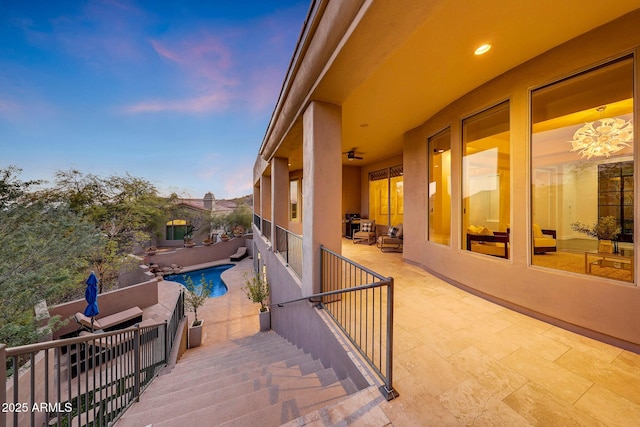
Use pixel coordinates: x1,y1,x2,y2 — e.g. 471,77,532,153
145,235,252,268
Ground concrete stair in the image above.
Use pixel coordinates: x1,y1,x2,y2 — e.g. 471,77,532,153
114,331,356,426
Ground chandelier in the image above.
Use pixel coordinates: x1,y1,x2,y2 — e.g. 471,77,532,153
570,106,633,159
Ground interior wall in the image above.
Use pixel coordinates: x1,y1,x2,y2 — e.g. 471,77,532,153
403,11,640,348
342,165,362,217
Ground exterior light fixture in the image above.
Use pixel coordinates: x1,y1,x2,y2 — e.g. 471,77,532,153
570,106,633,159
474,44,491,55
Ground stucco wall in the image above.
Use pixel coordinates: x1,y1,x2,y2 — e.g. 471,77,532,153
145,236,251,268
403,11,640,349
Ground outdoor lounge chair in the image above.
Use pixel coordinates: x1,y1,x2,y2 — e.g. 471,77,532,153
74,306,143,332
377,224,403,252
230,246,248,261
353,220,376,245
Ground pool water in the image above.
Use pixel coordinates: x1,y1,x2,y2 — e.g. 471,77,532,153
165,264,233,298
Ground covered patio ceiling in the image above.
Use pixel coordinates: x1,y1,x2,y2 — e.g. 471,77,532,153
268,0,639,172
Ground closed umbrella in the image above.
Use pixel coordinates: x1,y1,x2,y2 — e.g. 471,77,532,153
84,271,100,332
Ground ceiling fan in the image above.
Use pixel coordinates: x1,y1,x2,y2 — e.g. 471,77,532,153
344,149,364,161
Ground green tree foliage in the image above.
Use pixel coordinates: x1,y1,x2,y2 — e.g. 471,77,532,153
183,274,212,325
0,167,102,347
37,169,173,291
211,204,253,235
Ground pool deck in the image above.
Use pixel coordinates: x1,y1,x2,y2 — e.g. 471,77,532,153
141,258,250,327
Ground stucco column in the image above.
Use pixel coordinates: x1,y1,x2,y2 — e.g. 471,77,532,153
272,157,289,241
260,174,272,222
302,101,342,296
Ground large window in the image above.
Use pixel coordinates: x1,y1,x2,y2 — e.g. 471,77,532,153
166,219,191,241
369,165,403,228
428,128,451,245
290,179,300,222
462,101,511,258
531,56,634,282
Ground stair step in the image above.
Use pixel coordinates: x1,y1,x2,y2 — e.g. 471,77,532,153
137,364,306,406
156,378,350,427
174,342,301,372
114,332,357,427
166,348,309,382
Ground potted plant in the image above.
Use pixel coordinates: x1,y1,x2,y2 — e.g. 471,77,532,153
232,225,245,237
183,235,196,248
184,273,212,348
243,271,270,331
571,216,621,253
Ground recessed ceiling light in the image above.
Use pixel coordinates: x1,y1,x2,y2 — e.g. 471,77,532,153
474,44,491,55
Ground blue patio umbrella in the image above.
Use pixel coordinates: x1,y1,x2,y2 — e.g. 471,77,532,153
84,271,99,331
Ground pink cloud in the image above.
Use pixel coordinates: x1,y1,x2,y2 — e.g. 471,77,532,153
122,92,231,114
150,36,238,87
0,99,21,115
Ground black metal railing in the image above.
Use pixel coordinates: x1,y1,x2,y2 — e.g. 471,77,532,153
1,292,185,427
262,219,272,242
275,226,303,278
272,246,397,400
320,246,397,400
253,213,261,231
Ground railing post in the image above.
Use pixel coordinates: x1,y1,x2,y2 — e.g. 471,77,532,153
164,320,170,363
134,327,141,402
380,278,398,400
0,344,6,427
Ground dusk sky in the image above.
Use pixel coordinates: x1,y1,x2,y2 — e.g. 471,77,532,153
1,0,308,199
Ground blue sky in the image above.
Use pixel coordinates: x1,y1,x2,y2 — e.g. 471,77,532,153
0,0,308,199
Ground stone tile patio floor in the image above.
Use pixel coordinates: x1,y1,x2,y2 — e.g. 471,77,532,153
158,243,640,426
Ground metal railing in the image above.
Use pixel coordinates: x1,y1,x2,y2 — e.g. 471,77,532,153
320,246,397,400
1,291,184,427
272,246,397,400
275,226,303,278
253,213,261,231
262,219,272,242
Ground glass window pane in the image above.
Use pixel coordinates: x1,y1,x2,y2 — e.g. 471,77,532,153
428,128,451,245
369,167,403,227
290,179,300,222
531,56,634,283
462,101,511,258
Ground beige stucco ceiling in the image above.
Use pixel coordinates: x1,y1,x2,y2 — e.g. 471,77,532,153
272,0,640,171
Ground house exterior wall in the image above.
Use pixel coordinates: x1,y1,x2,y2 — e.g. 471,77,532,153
403,11,640,349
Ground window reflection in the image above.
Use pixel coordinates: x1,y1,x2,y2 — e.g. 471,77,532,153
531,56,634,283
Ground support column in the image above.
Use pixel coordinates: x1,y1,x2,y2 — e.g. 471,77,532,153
260,175,273,241
302,101,342,296
272,157,289,246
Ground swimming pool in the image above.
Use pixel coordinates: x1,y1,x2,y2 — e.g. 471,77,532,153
165,264,234,298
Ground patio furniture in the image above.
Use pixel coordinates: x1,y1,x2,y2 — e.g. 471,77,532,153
74,306,143,332
231,246,248,261
353,220,376,245
377,224,403,252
